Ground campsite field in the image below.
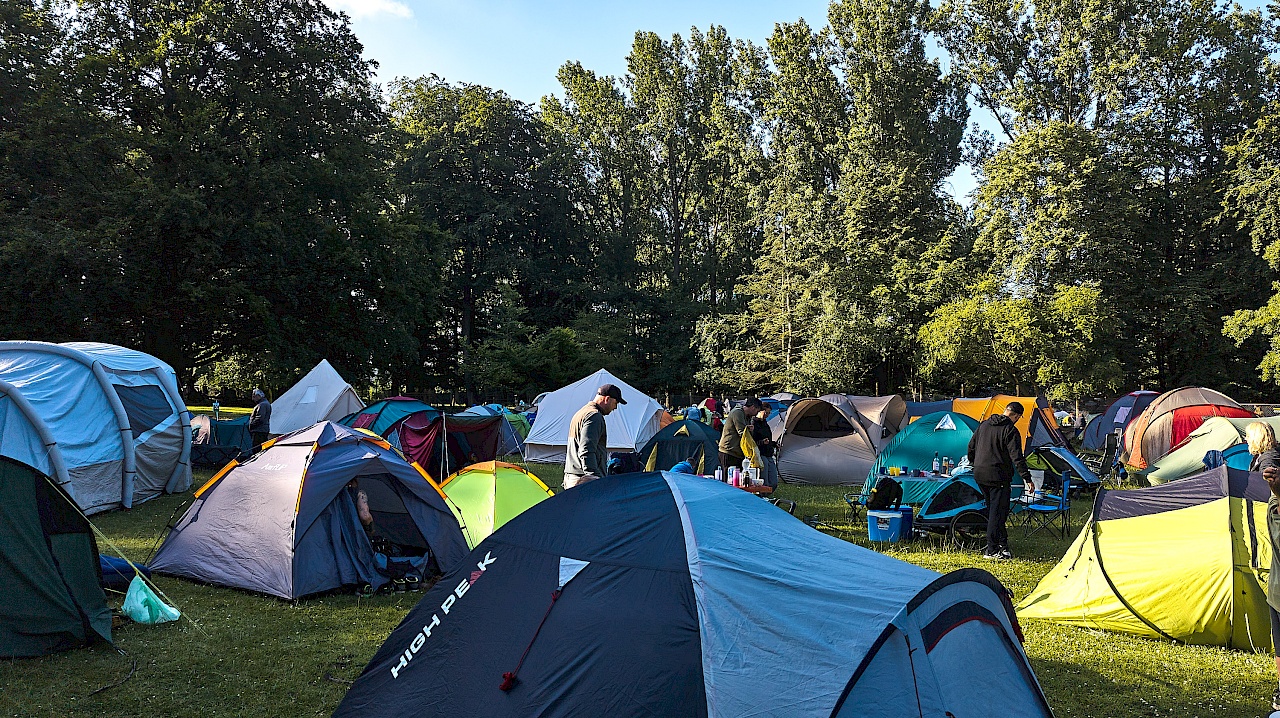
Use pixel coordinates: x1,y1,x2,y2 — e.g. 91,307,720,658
1,465,1275,718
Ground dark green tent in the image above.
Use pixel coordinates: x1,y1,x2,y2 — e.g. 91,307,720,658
0,457,111,657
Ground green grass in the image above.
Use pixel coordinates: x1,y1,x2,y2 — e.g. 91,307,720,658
2,464,1275,717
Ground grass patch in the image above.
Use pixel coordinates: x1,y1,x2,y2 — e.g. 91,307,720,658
2,464,1274,717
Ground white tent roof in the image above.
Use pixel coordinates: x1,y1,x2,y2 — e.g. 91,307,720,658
523,369,665,463
270,360,364,435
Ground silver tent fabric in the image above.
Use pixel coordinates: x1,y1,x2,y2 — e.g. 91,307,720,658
777,398,878,485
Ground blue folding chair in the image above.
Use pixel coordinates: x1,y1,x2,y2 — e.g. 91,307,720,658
1022,471,1073,539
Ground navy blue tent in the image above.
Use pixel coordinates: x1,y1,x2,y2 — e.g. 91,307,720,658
152,422,468,599
333,472,1052,717
1081,391,1159,450
637,419,721,473
906,400,952,421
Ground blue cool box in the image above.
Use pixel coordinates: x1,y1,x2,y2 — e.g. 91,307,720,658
868,507,914,542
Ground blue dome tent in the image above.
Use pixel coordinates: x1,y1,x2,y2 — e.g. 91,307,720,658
332,472,1052,718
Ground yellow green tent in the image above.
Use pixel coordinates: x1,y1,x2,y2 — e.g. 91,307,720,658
1017,465,1273,650
440,461,554,548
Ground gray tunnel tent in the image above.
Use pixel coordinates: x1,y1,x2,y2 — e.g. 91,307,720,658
777,397,878,485
0,341,192,514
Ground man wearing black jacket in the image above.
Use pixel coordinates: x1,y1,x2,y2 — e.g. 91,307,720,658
967,402,1033,560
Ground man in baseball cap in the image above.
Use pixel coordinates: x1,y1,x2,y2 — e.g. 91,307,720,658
563,384,626,488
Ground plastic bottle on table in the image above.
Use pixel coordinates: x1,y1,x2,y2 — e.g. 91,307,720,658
715,466,723,483
933,452,941,473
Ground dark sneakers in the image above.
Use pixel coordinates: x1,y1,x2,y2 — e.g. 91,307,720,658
1271,687,1280,711
982,548,1014,560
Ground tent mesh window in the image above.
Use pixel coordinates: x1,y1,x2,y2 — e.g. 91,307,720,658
929,482,984,515
114,384,173,436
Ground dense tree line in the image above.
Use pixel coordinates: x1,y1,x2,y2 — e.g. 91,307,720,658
4,0,1280,403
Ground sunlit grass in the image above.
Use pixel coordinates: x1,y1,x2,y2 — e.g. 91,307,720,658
1,463,1274,717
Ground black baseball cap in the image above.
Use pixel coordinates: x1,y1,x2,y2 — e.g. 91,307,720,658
598,384,627,404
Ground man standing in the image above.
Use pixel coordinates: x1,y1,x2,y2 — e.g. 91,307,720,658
248,389,272,450
563,384,625,489
967,401,1033,560
719,397,763,473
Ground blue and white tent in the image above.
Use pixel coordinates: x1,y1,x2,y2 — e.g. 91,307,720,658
0,341,191,514
333,472,1053,718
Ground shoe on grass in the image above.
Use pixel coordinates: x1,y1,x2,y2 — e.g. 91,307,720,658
997,548,1014,560
1271,687,1280,711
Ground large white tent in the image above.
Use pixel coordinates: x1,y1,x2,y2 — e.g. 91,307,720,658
269,360,364,435
0,341,192,513
523,369,665,463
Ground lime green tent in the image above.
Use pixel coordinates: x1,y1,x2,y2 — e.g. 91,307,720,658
1145,415,1280,484
1018,465,1272,650
440,461,554,548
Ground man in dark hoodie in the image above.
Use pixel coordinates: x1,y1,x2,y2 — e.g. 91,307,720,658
967,401,1033,560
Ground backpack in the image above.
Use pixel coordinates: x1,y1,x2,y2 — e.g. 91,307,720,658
865,477,903,511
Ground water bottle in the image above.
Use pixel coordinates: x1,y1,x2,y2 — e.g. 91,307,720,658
933,452,941,473
714,467,723,483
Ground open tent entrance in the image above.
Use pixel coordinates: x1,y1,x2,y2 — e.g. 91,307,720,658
353,469,429,557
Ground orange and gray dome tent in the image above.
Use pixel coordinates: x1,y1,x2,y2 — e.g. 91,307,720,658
1120,387,1253,472
152,422,469,599
951,395,1066,452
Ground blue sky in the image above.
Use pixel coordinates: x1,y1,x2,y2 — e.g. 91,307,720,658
325,0,1270,203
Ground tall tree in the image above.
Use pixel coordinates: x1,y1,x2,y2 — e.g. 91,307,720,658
57,0,427,392
389,76,588,399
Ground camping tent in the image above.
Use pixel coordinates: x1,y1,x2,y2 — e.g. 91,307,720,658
1081,391,1159,451
768,391,801,406
458,405,525,455
832,394,908,452
1144,415,1280,484
1121,387,1252,471
0,341,192,514
190,414,252,467
439,461,554,548
151,422,468,599
776,397,878,485
270,360,365,435
522,370,665,463
0,434,112,657
397,413,507,481
331,472,1052,718
865,411,979,497
339,397,436,437
906,400,952,422
637,419,721,474
1018,465,1271,649
952,395,1065,452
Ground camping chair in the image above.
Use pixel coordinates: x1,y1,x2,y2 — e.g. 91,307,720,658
767,497,797,515
1021,474,1073,539
1082,432,1120,482
843,493,866,525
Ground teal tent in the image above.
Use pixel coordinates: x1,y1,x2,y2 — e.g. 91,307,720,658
338,397,436,437
865,412,979,503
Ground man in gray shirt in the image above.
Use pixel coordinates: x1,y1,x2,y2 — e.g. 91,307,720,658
248,389,272,450
563,384,625,488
